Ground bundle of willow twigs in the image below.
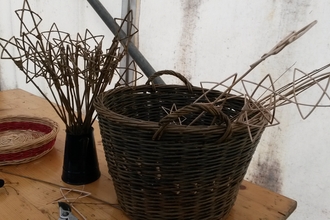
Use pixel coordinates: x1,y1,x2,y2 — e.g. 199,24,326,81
0,0,139,134
156,20,330,142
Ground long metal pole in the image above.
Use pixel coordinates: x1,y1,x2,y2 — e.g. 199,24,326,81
87,0,165,84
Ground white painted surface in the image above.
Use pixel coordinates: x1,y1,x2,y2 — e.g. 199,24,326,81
1,1,330,219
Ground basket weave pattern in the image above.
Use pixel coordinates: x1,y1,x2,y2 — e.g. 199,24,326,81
94,71,269,220
0,116,59,165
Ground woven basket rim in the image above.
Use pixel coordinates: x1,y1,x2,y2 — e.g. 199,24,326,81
94,84,270,132
0,115,59,153
96,85,209,129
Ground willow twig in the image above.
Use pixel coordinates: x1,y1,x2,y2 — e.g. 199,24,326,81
0,0,139,134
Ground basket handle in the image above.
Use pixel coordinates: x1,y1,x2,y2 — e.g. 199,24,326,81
146,70,194,93
153,103,232,143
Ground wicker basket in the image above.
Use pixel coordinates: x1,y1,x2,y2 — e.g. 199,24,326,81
94,71,270,220
0,115,59,166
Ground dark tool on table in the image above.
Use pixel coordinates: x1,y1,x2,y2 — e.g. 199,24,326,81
58,202,78,220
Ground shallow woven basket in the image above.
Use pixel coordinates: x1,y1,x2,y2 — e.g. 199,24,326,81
0,115,59,166
94,71,270,220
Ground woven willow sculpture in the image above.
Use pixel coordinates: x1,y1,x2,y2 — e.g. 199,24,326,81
0,0,139,134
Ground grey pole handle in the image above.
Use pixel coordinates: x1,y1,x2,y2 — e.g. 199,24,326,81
87,0,165,85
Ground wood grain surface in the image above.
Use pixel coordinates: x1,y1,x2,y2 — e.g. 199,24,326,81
0,89,297,219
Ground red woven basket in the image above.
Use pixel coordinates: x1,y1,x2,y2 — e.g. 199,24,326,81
0,115,59,165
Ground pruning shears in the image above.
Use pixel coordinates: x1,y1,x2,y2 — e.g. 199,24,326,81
58,202,78,220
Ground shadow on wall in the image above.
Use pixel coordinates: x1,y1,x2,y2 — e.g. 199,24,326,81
250,153,283,193
174,0,202,82
247,126,284,193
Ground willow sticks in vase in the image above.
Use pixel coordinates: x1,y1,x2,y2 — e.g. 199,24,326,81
0,0,139,134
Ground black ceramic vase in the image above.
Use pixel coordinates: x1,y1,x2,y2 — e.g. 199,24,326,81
61,127,101,185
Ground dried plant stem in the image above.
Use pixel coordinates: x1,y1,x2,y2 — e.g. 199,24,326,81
0,0,138,134
211,21,318,106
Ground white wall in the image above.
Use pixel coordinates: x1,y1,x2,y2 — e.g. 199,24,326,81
1,1,330,219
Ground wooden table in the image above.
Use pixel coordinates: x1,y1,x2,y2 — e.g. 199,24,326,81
0,89,297,219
